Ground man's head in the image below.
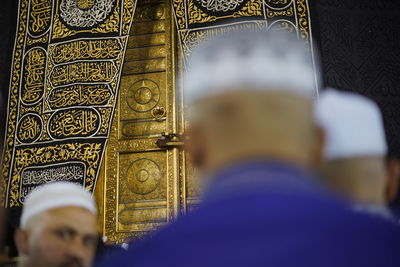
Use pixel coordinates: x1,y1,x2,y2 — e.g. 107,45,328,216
184,31,321,176
316,89,388,205
15,182,98,267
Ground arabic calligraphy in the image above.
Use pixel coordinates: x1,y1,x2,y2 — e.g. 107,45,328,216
265,0,292,9
50,39,122,64
48,108,100,139
22,48,46,104
16,114,43,143
20,162,85,201
50,61,116,87
195,0,245,13
9,142,102,206
48,84,112,109
60,0,115,28
28,0,52,36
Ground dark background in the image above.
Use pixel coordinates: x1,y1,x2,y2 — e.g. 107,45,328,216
314,0,400,158
0,0,400,256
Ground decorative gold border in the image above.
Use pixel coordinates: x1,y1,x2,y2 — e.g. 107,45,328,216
1,0,29,206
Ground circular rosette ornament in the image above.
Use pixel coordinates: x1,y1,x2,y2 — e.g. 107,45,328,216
195,0,247,14
60,0,115,28
126,79,160,113
126,159,162,195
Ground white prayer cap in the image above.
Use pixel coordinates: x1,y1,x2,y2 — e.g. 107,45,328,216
185,30,319,105
20,182,97,228
315,88,387,160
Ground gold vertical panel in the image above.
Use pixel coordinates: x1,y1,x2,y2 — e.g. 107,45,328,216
102,0,180,243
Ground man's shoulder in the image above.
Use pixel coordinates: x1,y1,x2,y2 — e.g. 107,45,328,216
146,191,400,252
100,193,400,267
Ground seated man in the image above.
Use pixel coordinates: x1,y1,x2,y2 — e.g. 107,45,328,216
316,89,396,220
14,182,98,267
100,31,400,267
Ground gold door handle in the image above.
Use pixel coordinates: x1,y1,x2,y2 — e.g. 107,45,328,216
151,107,166,122
156,132,185,149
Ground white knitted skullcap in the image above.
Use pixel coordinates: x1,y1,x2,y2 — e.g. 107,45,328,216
315,88,387,160
20,182,97,228
185,30,319,104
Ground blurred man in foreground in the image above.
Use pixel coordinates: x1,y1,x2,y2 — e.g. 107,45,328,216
100,31,400,267
15,182,98,267
316,89,397,220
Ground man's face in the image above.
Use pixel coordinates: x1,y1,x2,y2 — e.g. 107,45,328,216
22,206,98,267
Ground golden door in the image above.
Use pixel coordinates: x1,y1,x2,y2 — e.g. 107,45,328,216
95,0,199,243
95,0,316,243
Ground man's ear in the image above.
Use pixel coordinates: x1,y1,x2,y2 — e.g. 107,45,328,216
14,229,30,256
184,125,205,168
385,158,400,204
311,125,326,168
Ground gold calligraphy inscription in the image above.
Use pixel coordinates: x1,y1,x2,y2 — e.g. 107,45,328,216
16,114,42,143
264,0,292,8
48,84,112,109
27,34,49,46
265,6,294,18
49,39,122,64
28,0,52,36
269,20,296,33
22,48,46,104
48,108,100,139
50,61,116,87
19,104,42,117
8,142,102,207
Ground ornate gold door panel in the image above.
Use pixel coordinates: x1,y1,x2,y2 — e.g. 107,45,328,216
101,0,317,243
101,0,189,243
